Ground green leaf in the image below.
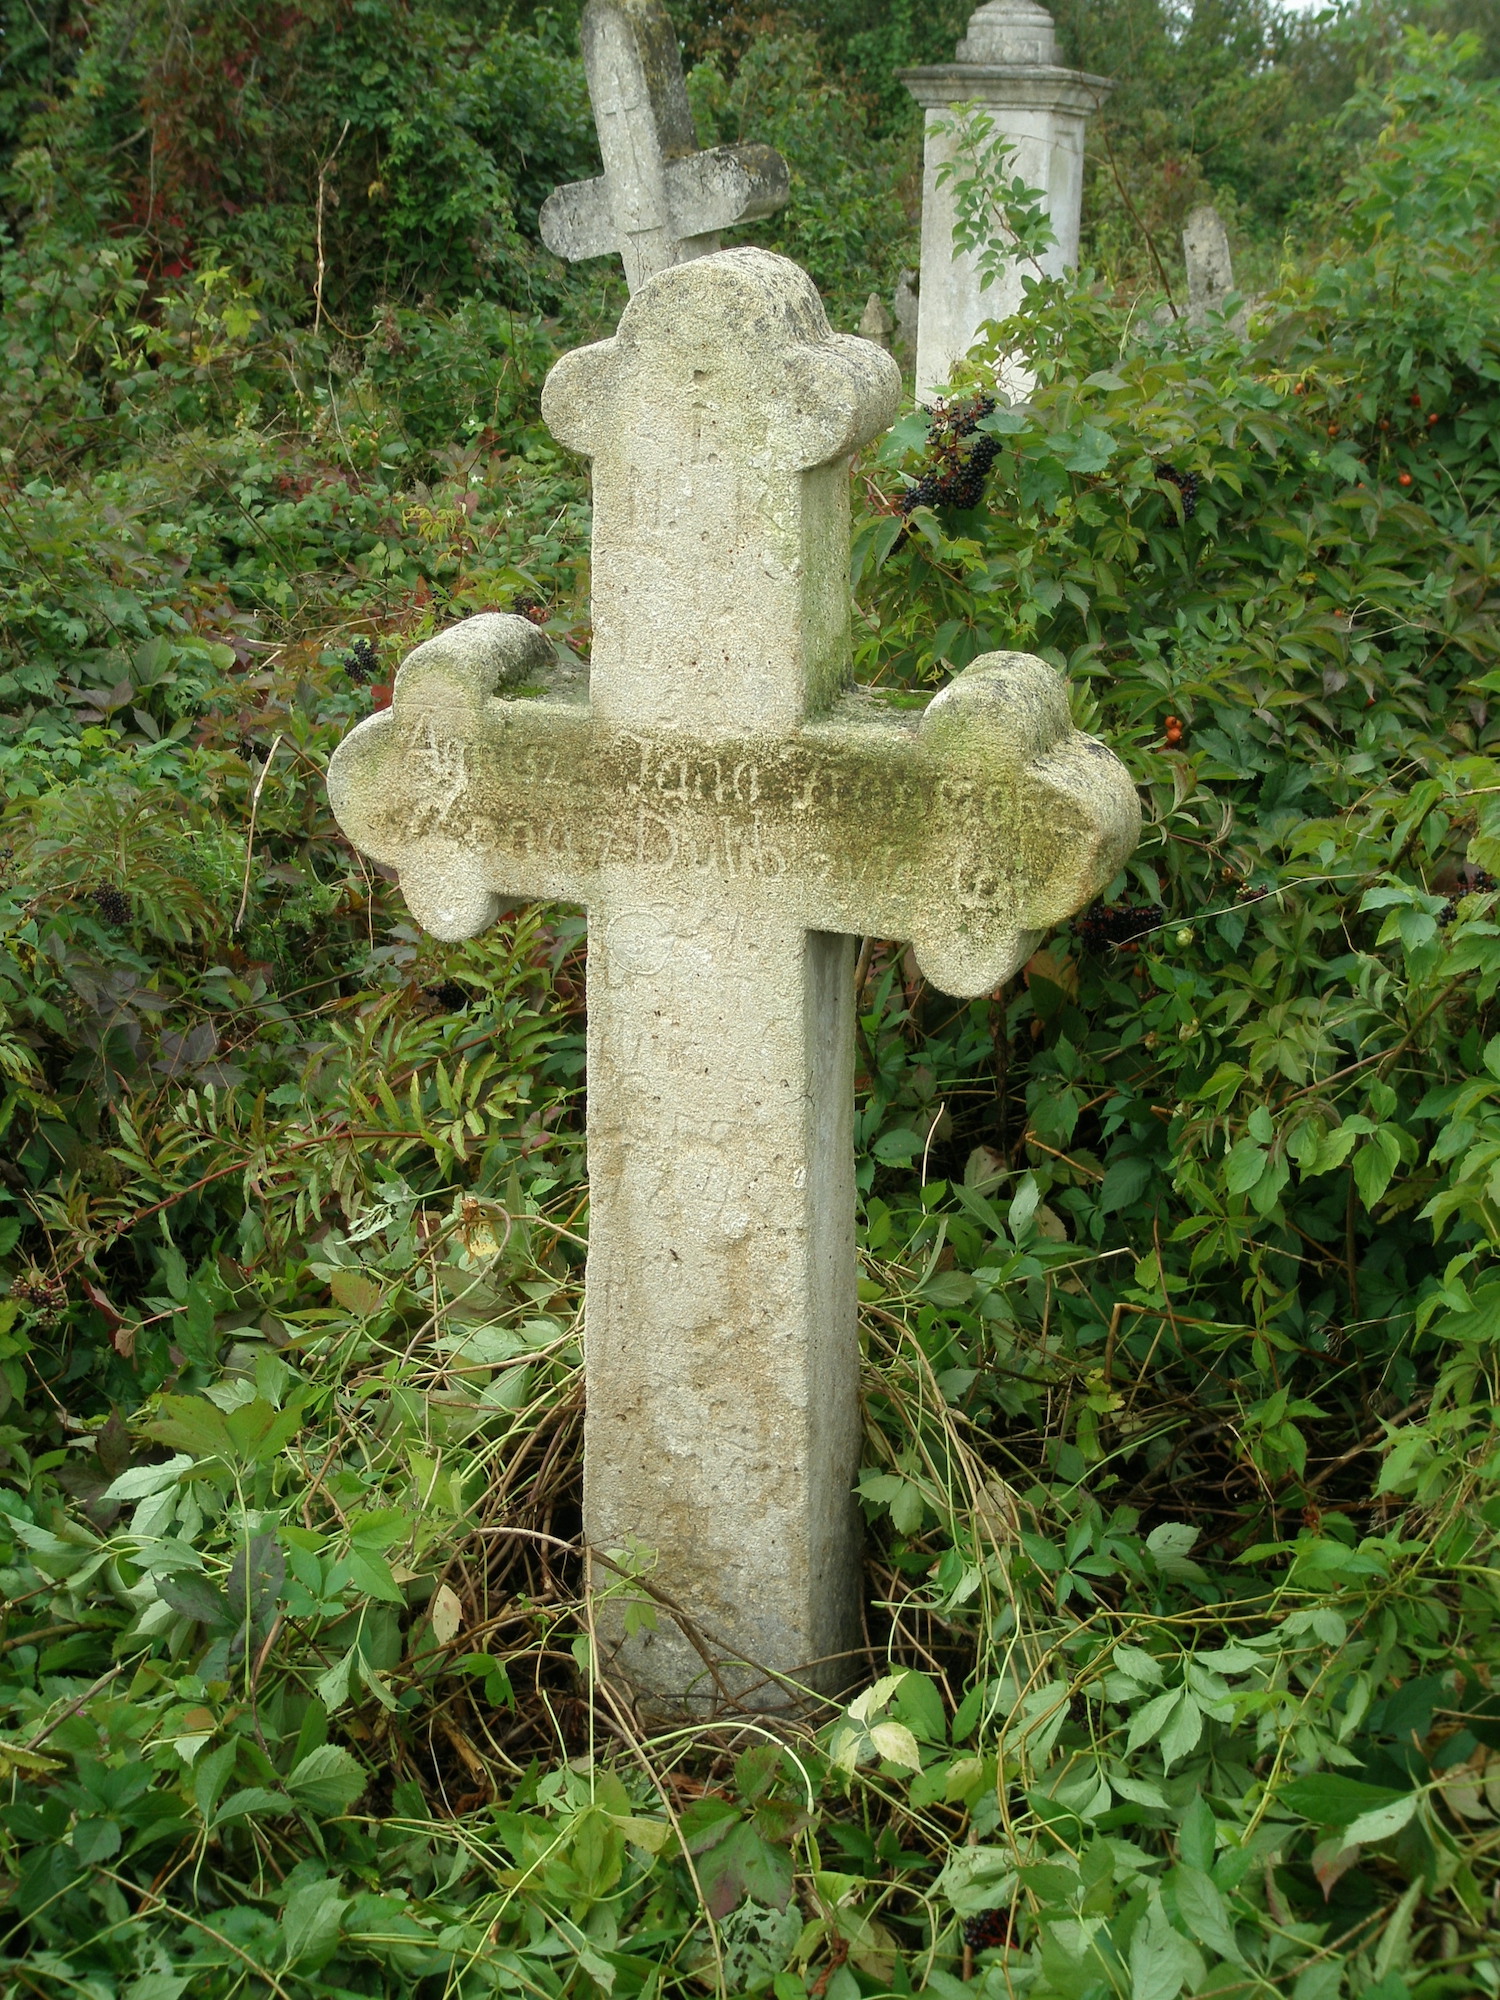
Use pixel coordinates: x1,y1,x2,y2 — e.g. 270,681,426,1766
223,1394,309,1466
124,1978,191,2000
891,1669,948,1745
226,1531,285,1640
142,1395,234,1460
679,1796,742,1854
1282,1773,1407,1826
919,1269,975,1308
868,1719,922,1770
102,1455,193,1502
346,1549,404,1602
212,1786,289,1826
1345,1792,1418,1844
1125,1688,1180,1751
156,1571,231,1629
72,1817,122,1864
692,1818,794,1919
1146,1521,1203,1577
1172,1864,1241,1963
1100,1154,1154,1213
280,1876,348,1970
1177,1793,1216,1873
935,1843,1016,1917
734,1742,783,1803
1130,1896,1200,2000
1158,1692,1204,1772
313,1650,355,1713
286,1744,368,1816
1352,1126,1403,1208
1223,1137,1268,1196
1061,422,1117,474
872,1127,923,1165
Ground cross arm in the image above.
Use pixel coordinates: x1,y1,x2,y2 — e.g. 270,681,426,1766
326,614,589,939
327,617,1140,991
539,144,791,266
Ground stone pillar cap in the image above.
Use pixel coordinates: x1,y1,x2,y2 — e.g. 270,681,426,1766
958,0,1057,64
899,63,1114,109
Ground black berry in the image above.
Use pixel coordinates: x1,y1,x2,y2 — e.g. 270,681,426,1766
90,884,132,928
343,637,379,685
1072,900,1160,952
900,394,1001,515
962,1908,1012,1950
1158,464,1201,519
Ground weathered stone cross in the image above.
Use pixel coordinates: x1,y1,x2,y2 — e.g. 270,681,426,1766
328,248,1139,1711
539,0,790,294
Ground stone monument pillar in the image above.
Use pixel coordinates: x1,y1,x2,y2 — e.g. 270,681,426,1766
1183,203,1240,324
901,1,1111,397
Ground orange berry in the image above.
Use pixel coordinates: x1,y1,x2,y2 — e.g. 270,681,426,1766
1398,472,1413,486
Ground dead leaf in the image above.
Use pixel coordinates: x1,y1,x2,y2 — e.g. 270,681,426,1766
430,1583,463,1647
1023,947,1079,998
328,1268,383,1316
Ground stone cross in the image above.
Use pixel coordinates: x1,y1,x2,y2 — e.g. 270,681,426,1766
1183,202,1236,320
540,0,790,294
901,1,1112,397
328,248,1139,1712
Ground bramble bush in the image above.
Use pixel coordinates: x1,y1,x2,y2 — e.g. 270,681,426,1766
0,18,1499,2000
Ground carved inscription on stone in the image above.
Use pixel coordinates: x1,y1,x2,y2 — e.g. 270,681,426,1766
336,649,1133,1000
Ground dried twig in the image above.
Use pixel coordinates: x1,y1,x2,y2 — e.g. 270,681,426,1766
313,121,351,338
234,733,284,932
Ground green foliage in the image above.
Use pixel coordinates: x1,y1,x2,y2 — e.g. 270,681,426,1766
684,27,913,324
1,0,600,322
933,105,1059,297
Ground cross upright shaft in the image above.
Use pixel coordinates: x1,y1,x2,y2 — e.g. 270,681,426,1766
545,254,898,1705
328,249,1140,1710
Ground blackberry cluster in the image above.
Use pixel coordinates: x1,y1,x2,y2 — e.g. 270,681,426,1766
343,636,379,685
10,1269,65,1326
90,883,131,928
962,1909,1013,1951
1158,464,1201,519
1438,866,1498,927
425,981,471,1013
900,394,1000,514
1072,900,1160,953
512,596,548,626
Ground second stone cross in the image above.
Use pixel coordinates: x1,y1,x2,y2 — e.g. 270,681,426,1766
329,248,1139,1712
541,0,790,293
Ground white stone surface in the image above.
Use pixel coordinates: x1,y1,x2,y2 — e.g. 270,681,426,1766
1183,202,1236,319
901,2,1112,398
859,292,895,350
328,247,1140,1711
540,0,790,293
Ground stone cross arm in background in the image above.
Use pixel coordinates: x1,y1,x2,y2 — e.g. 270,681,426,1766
540,0,790,293
329,249,1139,1712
